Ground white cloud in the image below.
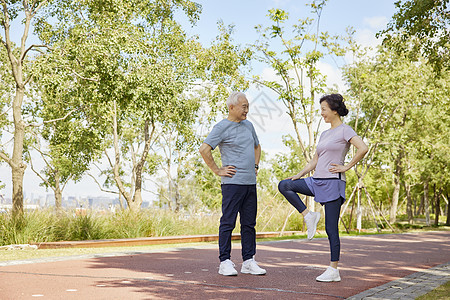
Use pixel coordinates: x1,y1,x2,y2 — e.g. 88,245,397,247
316,61,345,91
363,16,389,31
357,28,380,47
259,67,284,85
354,28,382,57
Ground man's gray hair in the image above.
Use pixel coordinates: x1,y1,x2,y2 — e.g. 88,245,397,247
226,91,246,108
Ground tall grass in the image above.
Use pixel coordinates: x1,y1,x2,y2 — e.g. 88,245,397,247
0,201,337,246
0,208,223,246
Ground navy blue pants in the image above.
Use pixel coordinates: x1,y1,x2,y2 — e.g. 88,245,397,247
219,184,257,262
278,179,343,262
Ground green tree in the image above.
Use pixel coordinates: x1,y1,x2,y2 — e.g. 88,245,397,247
151,22,251,212
35,0,250,212
0,0,52,215
379,0,450,74
343,43,450,225
252,2,346,210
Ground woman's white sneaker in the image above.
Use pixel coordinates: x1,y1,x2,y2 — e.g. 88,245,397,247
241,258,266,275
305,211,321,240
219,259,238,276
316,266,341,282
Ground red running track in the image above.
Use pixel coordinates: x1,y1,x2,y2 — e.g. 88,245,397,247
0,231,449,299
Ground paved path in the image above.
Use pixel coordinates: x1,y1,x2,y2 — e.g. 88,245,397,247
348,262,449,299
0,231,448,299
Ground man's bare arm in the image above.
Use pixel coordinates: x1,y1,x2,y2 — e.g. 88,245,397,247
199,143,236,177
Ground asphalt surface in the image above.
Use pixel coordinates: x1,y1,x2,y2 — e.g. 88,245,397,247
0,231,449,299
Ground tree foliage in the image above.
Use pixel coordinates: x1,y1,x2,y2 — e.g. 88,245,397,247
343,42,450,224
379,0,450,74
29,0,250,211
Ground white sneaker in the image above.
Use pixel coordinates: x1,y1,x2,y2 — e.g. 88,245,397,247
218,259,238,276
305,211,321,240
241,258,266,275
316,266,341,282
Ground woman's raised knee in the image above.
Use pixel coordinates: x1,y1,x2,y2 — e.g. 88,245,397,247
278,179,290,193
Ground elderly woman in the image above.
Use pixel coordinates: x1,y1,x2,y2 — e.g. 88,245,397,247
278,94,368,282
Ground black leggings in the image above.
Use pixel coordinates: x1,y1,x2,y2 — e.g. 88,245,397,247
323,197,343,262
278,179,343,261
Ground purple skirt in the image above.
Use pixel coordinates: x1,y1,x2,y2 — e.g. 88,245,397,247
304,177,346,203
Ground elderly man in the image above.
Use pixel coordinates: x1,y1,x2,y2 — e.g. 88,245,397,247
199,91,266,276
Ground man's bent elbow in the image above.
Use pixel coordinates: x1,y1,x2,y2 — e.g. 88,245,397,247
362,145,369,155
359,145,369,159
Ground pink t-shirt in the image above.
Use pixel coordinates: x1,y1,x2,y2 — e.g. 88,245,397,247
313,124,357,181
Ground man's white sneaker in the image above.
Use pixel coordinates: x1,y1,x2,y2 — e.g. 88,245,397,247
305,211,321,240
241,258,266,275
218,259,238,276
316,266,341,282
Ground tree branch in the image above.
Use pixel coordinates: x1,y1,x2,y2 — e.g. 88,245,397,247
21,44,52,62
30,144,52,171
60,174,73,191
0,149,11,165
70,68,99,82
0,106,12,118
24,73,33,85
87,173,119,195
104,149,114,169
27,151,55,193
30,0,49,17
1,0,20,83
26,107,80,127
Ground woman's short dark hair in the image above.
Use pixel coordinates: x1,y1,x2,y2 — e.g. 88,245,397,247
319,94,349,117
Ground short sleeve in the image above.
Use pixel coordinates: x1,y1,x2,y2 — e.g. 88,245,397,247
203,123,223,149
343,125,357,142
250,123,259,147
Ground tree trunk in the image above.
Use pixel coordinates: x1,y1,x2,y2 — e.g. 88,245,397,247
356,187,362,232
54,171,62,211
111,100,132,206
434,185,440,226
118,192,124,210
3,1,38,216
390,153,402,223
424,181,430,226
348,194,356,230
11,87,27,216
405,183,413,224
130,191,142,212
132,118,154,211
390,176,401,223
446,191,449,226
172,180,181,212
417,186,424,216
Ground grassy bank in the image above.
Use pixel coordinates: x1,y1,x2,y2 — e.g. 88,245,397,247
0,207,448,247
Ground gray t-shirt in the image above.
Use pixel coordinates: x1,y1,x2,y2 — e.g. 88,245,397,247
204,119,259,185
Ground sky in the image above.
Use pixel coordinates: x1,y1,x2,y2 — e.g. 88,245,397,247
0,0,397,202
